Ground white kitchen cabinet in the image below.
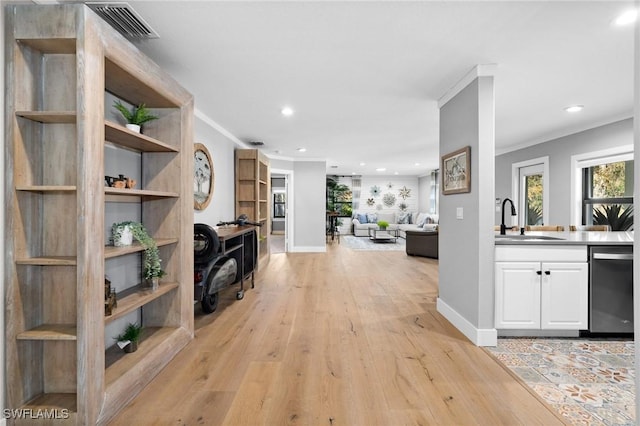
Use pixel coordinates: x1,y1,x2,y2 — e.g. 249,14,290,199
540,262,588,329
495,246,588,330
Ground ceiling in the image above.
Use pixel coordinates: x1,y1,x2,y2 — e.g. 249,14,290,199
117,1,635,176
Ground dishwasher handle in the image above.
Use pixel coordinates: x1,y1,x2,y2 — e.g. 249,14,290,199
592,253,633,261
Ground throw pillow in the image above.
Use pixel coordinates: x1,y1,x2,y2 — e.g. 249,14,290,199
397,212,411,224
366,212,378,223
356,213,368,224
415,212,428,227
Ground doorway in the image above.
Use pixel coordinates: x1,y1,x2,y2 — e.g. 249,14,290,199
270,169,292,253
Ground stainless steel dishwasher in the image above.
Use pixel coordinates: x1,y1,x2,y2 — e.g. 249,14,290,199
589,245,633,334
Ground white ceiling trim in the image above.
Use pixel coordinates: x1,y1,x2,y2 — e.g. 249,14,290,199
438,64,498,109
194,108,249,149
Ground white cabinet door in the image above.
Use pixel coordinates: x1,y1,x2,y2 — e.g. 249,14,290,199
540,262,588,329
495,262,541,329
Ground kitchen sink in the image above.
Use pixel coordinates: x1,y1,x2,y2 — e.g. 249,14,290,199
494,234,565,241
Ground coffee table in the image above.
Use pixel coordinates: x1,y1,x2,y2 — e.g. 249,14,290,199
368,227,399,243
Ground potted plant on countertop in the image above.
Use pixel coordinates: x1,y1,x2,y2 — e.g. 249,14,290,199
113,100,158,134
111,221,166,290
115,322,143,353
377,220,389,230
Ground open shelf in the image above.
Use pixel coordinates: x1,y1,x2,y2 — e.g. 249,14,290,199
104,238,178,259
105,282,179,324
17,38,76,54
15,256,76,266
16,111,76,123
17,324,77,341
105,120,178,153
16,185,76,193
105,187,180,200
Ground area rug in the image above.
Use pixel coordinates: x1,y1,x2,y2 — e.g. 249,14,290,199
341,235,406,251
486,338,635,426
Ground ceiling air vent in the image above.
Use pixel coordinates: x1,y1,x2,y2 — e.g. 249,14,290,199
86,2,159,39
249,141,265,146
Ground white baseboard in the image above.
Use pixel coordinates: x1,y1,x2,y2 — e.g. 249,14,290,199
290,246,326,253
437,297,497,347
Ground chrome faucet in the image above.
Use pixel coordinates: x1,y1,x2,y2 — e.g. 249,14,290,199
500,198,517,235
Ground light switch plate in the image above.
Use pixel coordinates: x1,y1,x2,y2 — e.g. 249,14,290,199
456,207,463,219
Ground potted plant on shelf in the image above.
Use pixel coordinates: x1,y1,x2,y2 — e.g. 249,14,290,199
378,220,389,230
113,100,158,134
115,322,143,353
111,221,166,290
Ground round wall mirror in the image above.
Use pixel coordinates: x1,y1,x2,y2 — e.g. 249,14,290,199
194,143,214,210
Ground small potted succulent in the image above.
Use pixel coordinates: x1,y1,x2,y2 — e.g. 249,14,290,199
377,220,389,230
113,100,158,133
115,322,143,353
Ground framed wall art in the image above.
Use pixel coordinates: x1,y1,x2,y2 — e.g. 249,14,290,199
441,146,471,195
194,143,214,210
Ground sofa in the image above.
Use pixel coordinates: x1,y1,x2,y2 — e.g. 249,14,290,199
405,230,438,258
352,211,438,238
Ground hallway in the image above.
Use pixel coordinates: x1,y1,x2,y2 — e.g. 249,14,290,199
110,245,565,425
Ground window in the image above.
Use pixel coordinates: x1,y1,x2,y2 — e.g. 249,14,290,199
582,160,633,230
511,157,549,227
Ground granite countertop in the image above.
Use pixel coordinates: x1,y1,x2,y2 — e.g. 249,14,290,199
494,230,633,245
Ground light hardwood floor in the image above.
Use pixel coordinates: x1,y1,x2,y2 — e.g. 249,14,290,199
109,243,568,425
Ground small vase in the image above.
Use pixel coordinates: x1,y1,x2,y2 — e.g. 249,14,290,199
113,225,133,246
125,123,141,133
124,340,138,353
148,277,159,291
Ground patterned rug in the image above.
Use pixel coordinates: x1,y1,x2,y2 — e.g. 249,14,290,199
486,338,635,425
341,234,406,251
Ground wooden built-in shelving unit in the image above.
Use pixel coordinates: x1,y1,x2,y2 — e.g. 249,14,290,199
5,4,194,424
235,149,271,266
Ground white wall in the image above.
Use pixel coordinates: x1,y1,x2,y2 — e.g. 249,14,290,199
437,74,496,346
193,114,236,226
293,161,326,251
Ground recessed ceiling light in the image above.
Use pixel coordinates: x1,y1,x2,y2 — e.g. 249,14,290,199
414,163,420,166
564,105,584,113
297,147,306,152
614,9,638,26
376,167,386,172
394,171,399,175
352,172,356,175
281,106,294,117
359,162,366,166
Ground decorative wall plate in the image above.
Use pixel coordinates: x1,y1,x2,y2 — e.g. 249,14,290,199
194,143,214,210
383,192,396,207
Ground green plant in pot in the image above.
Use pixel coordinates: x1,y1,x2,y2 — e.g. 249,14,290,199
112,221,166,288
115,322,143,353
377,220,389,230
113,100,158,133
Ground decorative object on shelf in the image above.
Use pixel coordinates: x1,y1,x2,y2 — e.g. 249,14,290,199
115,322,143,353
366,198,375,206
383,192,396,207
398,201,408,211
378,220,389,230
441,146,471,195
112,223,134,246
104,277,117,316
105,174,136,189
194,143,214,210
111,221,166,281
398,186,411,199
113,100,158,134
370,185,381,197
